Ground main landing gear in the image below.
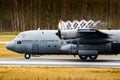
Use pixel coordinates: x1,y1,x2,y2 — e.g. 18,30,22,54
24,53,31,59
79,55,98,60
79,56,88,60
89,55,98,60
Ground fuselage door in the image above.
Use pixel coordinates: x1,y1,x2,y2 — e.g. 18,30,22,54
111,40,120,54
32,44,39,53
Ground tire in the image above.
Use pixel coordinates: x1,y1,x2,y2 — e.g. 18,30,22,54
24,54,31,59
79,55,88,60
89,55,98,60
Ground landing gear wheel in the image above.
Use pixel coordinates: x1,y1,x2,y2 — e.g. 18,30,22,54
89,55,98,60
79,55,88,60
24,54,31,59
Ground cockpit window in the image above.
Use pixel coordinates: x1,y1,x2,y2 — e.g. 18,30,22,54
17,41,21,44
16,33,25,39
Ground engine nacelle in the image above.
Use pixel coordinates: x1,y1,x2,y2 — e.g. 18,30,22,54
56,30,79,39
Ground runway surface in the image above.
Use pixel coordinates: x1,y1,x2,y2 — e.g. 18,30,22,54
0,58,120,68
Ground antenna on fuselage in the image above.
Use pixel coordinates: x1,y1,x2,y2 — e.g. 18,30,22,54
37,28,40,30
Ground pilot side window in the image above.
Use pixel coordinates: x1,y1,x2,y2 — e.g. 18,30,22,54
16,33,25,39
17,41,21,44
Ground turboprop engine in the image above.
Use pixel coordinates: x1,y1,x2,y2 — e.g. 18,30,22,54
56,20,102,39
56,30,79,39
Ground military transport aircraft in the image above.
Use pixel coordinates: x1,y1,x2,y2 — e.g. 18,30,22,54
5,20,120,60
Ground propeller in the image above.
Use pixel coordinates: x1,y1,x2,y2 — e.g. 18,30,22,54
56,29,61,39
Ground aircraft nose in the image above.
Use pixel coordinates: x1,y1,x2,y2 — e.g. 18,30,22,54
6,41,15,51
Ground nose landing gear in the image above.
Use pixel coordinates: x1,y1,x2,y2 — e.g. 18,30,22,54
24,53,31,59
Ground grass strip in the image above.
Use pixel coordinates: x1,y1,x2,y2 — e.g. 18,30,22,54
0,67,120,80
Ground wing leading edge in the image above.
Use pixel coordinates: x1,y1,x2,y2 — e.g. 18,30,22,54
77,28,109,38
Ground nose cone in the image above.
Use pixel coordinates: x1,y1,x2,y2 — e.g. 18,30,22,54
6,41,15,51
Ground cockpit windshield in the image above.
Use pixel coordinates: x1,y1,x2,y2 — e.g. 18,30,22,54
16,33,25,39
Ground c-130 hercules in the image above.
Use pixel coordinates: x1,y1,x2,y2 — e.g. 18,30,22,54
6,20,120,60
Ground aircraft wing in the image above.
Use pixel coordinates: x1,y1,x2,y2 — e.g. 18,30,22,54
77,29,112,44
78,29,108,38
56,28,112,44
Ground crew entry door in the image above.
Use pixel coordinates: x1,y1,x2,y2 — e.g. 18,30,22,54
32,44,39,53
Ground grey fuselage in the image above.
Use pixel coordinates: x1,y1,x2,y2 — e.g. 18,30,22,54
6,30,62,55
6,30,120,56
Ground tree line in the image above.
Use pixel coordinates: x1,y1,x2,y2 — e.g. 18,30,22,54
0,0,120,32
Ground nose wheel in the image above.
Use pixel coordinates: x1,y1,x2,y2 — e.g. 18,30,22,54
24,53,31,59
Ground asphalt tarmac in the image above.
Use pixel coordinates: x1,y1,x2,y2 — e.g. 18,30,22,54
0,58,120,68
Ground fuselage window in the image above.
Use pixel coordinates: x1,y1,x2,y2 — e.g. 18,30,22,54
48,45,50,47
17,41,21,44
42,31,44,34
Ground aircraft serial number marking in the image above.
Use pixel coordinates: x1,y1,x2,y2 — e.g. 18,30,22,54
20,40,58,44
